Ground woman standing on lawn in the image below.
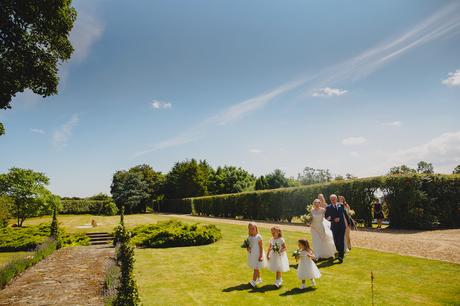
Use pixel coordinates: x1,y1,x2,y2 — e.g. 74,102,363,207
310,199,337,259
339,195,353,251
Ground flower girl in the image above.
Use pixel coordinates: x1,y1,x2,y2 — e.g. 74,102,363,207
246,222,265,287
296,239,321,289
266,226,289,288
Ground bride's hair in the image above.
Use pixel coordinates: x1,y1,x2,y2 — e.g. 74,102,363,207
298,239,311,251
312,198,321,206
271,226,282,237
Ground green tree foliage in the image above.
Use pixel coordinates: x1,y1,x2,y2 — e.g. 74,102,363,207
388,164,417,175
0,0,77,109
162,159,212,199
208,166,255,194
454,165,460,174
0,168,51,226
255,175,269,190
297,167,332,185
417,161,434,174
0,196,13,228
265,169,291,189
111,171,149,214
0,123,4,136
128,164,165,211
50,207,62,249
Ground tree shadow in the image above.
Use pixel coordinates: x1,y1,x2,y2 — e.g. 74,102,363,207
249,284,280,293
222,283,252,292
280,287,316,296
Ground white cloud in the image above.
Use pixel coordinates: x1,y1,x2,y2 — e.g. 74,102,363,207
69,10,104,63
151,100,172,110
383,121,402,127
52,114,79,148
208,78,306,125
350,151,361,158
30,128,45,134
342,137,367,146
312,87,348,97
249,149,262,153
390,131,460,164
442,69,460,86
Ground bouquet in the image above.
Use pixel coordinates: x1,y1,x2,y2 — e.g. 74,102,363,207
241,238,250,249
272,242,281,255
292,249,301,261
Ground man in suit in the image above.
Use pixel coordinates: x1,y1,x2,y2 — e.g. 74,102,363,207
324,194,348,263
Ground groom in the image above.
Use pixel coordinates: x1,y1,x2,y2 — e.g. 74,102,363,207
325,194,348,263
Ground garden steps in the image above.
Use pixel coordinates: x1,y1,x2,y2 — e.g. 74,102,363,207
85,232,113,246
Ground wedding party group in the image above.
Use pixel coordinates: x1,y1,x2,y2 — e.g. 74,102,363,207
244,194,354,290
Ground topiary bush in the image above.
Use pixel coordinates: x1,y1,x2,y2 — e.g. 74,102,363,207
131,220,222,248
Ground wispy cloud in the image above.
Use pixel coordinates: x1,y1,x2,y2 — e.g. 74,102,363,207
52,114,79,148
312,87,348,97
69,10,104,63
30,128,45,134
208,78,307,125
442,69,460,86
151,100,172,110
342,137,367,146
382,121,402,127
134,3,460,157
249,149,262,154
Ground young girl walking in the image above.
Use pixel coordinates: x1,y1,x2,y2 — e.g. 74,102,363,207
246,222,265,287
296,239,321,289
266,226,289,288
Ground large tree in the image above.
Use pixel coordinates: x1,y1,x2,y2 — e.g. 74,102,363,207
453,165,460,174
0,0,77,109
0,167,50,226
297,167,332,185
162,159,212,199
128,164,165,211
110,171,149,214
208,166,255,195
255,175,269,190
417,161,434,174
265,169,291,189
388,165,417,175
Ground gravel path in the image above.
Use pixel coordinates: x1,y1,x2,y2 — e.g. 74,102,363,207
165,214,460,264
0,246,114,306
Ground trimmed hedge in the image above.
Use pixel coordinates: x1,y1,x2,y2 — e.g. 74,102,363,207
131,220,222,248
157,174,460,230
61,198,118,215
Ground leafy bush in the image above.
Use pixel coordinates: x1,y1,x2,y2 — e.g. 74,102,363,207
164,174,460,230
0,196,13,228
0,238,57,288
131,220,222,248
156,198,193,214
61,198,118,215
0,223,89,251
103,257,120,306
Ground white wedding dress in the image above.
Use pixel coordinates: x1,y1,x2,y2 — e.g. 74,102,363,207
310,208,337,259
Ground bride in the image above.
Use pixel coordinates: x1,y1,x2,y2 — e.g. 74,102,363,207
310,198,336,259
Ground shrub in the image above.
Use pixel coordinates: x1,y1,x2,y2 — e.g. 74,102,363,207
103,257,120,306
60,198,118,215
131,220,222,248
170,174,459,230
0,196,12,228
156,198,193,214
0,223,89,251
0,238,57,288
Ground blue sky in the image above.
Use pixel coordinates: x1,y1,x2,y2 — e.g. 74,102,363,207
1,0,460,196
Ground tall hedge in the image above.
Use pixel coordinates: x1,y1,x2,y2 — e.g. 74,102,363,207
60,198,118,215
157,174,460,230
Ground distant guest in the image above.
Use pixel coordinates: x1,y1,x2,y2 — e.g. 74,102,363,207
373,201,384,229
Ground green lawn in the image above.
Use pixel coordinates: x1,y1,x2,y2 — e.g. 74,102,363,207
19,214,460,305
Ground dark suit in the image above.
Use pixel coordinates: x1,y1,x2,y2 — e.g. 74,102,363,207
325,203,348,259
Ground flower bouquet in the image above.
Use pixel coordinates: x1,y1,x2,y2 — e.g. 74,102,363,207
241,238,250,249
272,242,281,255
292,249,301,261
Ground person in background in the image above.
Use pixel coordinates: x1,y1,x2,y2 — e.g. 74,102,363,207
374,200,384,229
338,196,353,251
